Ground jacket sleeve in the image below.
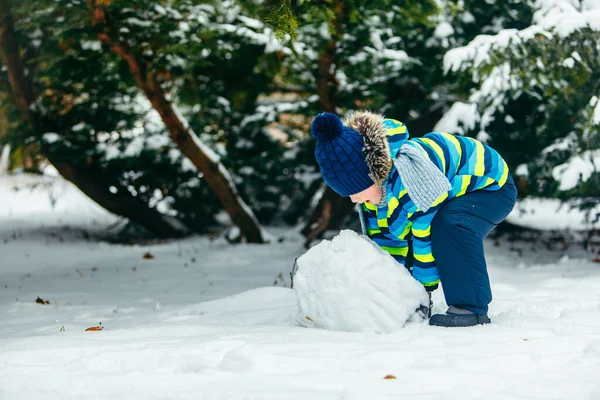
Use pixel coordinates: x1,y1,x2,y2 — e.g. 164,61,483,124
362,201,411,266
410,208,441,288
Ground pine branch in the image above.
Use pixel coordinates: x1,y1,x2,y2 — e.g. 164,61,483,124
264,0,298,40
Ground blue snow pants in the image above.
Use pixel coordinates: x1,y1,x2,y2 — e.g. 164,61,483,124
430,174,518,315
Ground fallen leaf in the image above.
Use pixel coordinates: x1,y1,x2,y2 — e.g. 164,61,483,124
305,316,312,322
60,326,65,332
143,252,154,260
85,326,103,331
383,375,397,380
523,338,529,341
35,297,50,305
86,322,103,332
132,267,136,272
593,257,600,263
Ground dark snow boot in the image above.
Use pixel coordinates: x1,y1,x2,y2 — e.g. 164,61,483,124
429,306,491,327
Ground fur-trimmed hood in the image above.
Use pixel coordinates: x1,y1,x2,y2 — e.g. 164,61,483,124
344,110,409,187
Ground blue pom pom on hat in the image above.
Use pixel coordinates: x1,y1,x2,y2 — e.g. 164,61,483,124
311,112,374,197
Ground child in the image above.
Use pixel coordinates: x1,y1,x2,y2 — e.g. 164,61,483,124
311,111,517,327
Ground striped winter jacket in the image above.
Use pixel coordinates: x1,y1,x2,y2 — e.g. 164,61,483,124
347,111,510,288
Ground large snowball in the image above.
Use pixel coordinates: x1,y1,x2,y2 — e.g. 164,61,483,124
293,230,429,332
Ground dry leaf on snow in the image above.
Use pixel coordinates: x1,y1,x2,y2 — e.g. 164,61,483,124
35,297,50,305
86,322,103,332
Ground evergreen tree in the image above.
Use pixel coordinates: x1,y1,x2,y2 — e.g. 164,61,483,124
89,0,268,242
266,0,447,241
174,0,305,225
0,0,300,240
0,0,188,238
443,0,600,219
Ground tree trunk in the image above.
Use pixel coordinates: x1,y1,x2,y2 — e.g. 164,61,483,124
0,0,39,172
91,5,266,243
315,1,344,113
303,0,353,242
49,157,186,238
0,0,33,118
0,0,186,238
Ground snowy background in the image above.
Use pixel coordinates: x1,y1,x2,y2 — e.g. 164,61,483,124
1,172,600,400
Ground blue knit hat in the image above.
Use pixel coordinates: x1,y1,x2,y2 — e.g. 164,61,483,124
311,112,373,197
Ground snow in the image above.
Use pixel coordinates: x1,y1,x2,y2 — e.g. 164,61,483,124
120,134,171,158
126,17,153,28
434,21,455,38
216,96,231,111
542,133,578,154
237,15,263,30
472,63,520,129
79,40,102,51
562,57,575,68
218,23,283,54
0,174,119,230
592,95,600,124
381,48,409,62
460,11,476,24
444,26,551,73
318,22,331,40
167,148,197,173
145,134,170,149
552,150,600,191
445,0,600,73
534,0,600,36
1,173,600,399
294,230,428,332
476,130,491,142
433,102,478,134
516,163,529,177
0,145,10,175
71,122,86,132
508,197,600,230
42,133,61,144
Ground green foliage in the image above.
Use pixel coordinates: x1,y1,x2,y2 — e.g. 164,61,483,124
446,0,533,45
452,27,600,199
275,0,441,115
265,0,298,40
2,0,598,234
0,0,301,232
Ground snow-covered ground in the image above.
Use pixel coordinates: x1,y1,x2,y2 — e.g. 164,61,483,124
1,173,600,400
508,196,600,231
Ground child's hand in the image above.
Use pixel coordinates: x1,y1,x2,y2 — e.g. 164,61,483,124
425,284,438,292
416,291,433,319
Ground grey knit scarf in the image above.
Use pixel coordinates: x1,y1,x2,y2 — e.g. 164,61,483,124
393,143,452,212
357,143,452,235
